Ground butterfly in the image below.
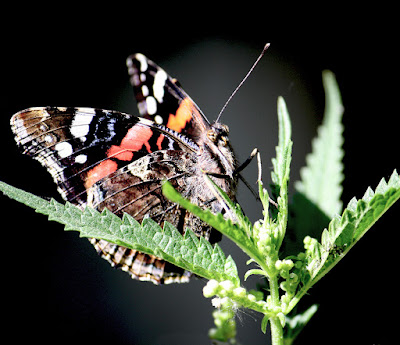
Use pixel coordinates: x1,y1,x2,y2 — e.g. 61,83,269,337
10,53,238,284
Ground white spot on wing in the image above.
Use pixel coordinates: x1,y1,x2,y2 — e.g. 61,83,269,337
153,69,167,103
75,154,87,164
71,109,95,139
132,74,140,86
141,85,149,97
55,142,73,158
136,53,148,72
146,96,157,115
154,115,163,124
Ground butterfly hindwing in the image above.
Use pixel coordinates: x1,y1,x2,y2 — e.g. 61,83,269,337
85,148,221,284
91,238,191,284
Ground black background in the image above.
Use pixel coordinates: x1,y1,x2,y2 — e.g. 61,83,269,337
2,5,399,345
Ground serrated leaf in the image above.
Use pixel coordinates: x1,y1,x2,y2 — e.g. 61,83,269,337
0,180,240,285
0,181,48,212
224,255,240,283
295,71,344,219
288,170,400,313
162,221,182,240
212,243,226,264
270,96,293,251
271,96,292,187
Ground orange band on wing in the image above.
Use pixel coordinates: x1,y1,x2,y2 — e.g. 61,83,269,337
106,125,153,161
156,134,165,150
85,125,153,189
120,125,153,152
166,98,193,133
107,145,133,161
85,159,118,189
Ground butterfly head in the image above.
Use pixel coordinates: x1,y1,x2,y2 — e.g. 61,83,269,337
207,122,230,147
204,122,237,178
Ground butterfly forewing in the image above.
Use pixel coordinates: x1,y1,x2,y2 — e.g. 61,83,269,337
11,107,190,203
127,53,210,141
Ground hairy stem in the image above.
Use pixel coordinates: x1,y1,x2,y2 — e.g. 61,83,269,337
270,317,283,345
267,264,283,345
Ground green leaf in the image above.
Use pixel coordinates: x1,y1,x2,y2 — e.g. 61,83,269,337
271,96,292,188
270,96,293,251
261,315,269,334
0,180,239,285
287,170,400,312
283,304,319,345
312,170,400,283
244,268,269,281
0,180,50,211
295,70,344,219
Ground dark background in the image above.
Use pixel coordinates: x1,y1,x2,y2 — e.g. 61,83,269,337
2,5,399,345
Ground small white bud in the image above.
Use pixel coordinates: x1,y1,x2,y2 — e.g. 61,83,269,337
247,293,257,302
219,280,235,292
203,279,219,297
233,287,247,298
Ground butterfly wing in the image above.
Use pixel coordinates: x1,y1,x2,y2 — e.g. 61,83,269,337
86,149,202,284
11,106,196,206
11,106,201,284
127,53,210,142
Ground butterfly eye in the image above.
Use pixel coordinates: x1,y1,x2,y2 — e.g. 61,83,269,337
219,136,228,147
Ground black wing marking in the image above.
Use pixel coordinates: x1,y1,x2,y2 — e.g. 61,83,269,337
126,53,210,142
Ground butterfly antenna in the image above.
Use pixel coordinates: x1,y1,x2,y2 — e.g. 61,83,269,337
215,43,270,123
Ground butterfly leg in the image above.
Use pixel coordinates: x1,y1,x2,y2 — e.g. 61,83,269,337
234,148,279,208
234,148,258,175
229,147,261,201
238,174,260,202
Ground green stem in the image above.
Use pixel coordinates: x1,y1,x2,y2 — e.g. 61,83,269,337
268,272,283,345
270,317,283,345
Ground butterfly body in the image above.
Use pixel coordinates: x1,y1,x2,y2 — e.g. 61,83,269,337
11,54,237,284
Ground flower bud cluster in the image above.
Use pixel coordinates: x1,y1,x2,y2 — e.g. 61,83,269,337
274,257,306,312
208,296,237,341
253,219,280,256
203,280,268,313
